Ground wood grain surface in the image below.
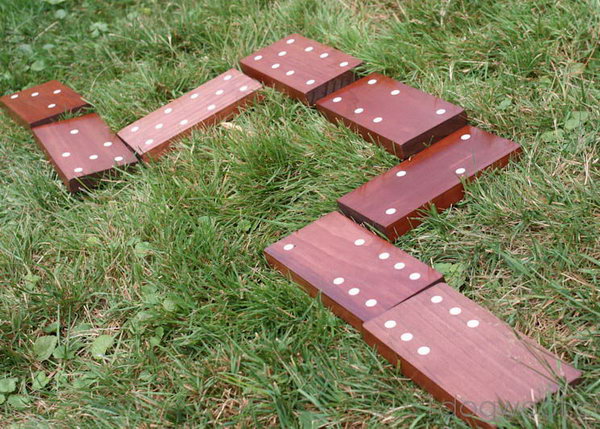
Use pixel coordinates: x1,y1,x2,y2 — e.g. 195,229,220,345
0,80,90,128
316,73,467,158
264,212,443,329
240,33,362,105
362,282,581,428
117,69,262,161
31,113,137,192
338,125,522,240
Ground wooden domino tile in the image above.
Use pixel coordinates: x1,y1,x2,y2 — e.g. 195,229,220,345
239,33,362,105
117,69,261,161
362,283,581,428
264,212,443,329
338,125,522,240
31,113,137,192
316,73,467,158
0,80,90,128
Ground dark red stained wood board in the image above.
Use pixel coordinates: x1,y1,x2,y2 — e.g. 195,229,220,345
0,80,90,128
117,69,261,161
264,211,443,329
316,73,467,158
338,125,522,241
31,113,137,192
239,33,362,105
362,282,581,428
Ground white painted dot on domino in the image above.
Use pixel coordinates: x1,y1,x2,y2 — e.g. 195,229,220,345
74,167,83,173
394,262,405,270
31,92,39,97
417,346,430,355
461,134,471,141
286,38,295,44
436,108,446,115
333,277,345,285
385,208,396,215
180,119,189,126
254,55,263,61
239,85,248,92
449,307,462,315
70,129,79,135
10,94,18,99
306,79,316,85
379,252,390,260
53,89,61,95
114,156,124,162
396,170,406,177
354,108,364,114
190,93,199,99
155,123,163,129
145,139,154,145
354,238,365,246
278,51,287,56
348,288,360,296
339,61,349,67
319,53,329,58
47,103,56,109
384,320,396,329
455,167,466,175
89,154,98,160
365,299,377,307
373,117,382,123
390,89,400,96
305,46,314,52
367,79,377,85
401,333,413,342
62,152,70,157
131,126,139,133
223,74,232,80
283,244,295,251
332,97,342,103
286,70,295,76
164,107,173,114
103,141,112,147
215,89,224,96
431,295,443,304
207,104,216,111
272,63,280,69
467,320,480,328
409,273,421,280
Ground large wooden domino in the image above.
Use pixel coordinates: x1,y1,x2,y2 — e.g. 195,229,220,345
0,80,90,128
338,125,522,240
362,282,581,428
264,212,443,329
316,73,467,158
240,33,362,105
31,113,137,192
117,69,261,161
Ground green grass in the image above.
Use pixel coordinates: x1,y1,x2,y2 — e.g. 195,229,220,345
0,0,598,427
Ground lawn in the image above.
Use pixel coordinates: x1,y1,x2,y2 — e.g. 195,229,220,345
0,0,598,427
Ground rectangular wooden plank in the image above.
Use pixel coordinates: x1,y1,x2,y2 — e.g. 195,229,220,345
240,33,362,105
264,212,443,329
31,113,137,192
316,73,467,158
0,80,90,128
338,125,522,240
117,69,261,161
362,282,581,428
